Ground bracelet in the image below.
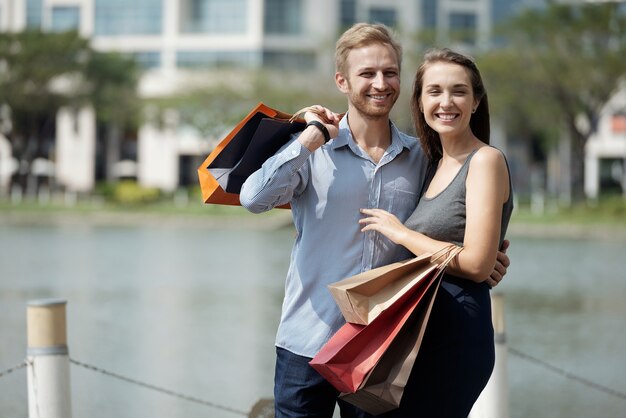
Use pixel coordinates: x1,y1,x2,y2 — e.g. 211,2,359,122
306,120,331,143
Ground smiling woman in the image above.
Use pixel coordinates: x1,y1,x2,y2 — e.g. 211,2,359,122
420,62,478,139
358,48,513,417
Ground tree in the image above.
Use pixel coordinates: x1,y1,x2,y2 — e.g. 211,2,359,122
146,68,346,144
0,31,90,188
0,30,139,193
478,2,626,203
84,50,141,182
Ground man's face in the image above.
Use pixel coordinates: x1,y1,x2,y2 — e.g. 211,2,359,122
336,43,400,120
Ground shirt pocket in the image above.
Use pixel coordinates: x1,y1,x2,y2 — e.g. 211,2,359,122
390,183,418,222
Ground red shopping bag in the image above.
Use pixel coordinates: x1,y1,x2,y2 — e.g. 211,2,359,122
339,280,441,414
309,267,438,394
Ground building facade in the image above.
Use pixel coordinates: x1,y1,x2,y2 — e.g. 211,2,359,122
585,88,626,200
2,0,596,197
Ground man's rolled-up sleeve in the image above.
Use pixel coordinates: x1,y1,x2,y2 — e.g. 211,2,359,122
239,136,311,213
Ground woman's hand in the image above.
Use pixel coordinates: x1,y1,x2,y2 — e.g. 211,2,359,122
485,239,510,288
359,208,409,245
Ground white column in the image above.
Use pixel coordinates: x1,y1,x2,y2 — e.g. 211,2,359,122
558,130,572,207
161,0,180,74
27,299,72,418
0,133,17,196
584,151,599,200
1,0,26,31
80,0,95,37
137,108,179,192
623,157,626,198
475,0,491,48
55,106,96,193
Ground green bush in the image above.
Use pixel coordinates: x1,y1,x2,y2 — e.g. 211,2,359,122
98,181,162,205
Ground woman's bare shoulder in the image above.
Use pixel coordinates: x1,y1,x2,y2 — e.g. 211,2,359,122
471,146,507,172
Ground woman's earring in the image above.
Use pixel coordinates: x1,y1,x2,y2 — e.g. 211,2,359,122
472,108,476,113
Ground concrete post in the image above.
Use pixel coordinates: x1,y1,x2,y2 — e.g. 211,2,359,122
469,293,510,418
26,299,72,418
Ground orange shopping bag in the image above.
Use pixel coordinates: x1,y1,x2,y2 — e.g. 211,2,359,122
197,103,306,207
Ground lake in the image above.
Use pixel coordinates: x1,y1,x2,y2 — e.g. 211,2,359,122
0,218,625,418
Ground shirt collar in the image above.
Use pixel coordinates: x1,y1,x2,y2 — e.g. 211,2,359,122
331,112,413,156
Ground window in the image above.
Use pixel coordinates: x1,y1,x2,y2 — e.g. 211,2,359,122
612,114,626,134
421,0,437,28
133,51,162,70
599,158,624,192
95,0,162,36
263,51,315,70
492,0,514,23
51,7,81,32
340,0,357,29
181,0,247,34
176,50,258,69
264,0,302,35
449,12,477,44
450,12,476,31
26,0,43,28
369,8,397,28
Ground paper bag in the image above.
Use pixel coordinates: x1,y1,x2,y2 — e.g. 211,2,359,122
338,246,462,414
328,246,455,325
309,267,438,394
197,103,306,207
339,279,441,414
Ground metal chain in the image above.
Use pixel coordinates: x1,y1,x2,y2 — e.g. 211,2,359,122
69,358,248,416
509,347,626,401
5,348,621,414
0,360,27,379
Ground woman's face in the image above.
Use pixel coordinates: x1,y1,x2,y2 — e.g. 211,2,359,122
419,61,479,139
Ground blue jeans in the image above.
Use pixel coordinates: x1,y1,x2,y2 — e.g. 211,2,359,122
274,347,373,418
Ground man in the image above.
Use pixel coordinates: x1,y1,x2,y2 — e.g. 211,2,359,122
240,23,509,418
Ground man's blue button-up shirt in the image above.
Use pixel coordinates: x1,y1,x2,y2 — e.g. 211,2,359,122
240,116,429,357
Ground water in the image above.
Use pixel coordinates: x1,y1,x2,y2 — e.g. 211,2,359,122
0,221,625,418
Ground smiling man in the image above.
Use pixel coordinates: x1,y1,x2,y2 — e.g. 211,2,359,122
240,23,428,418
240,23,508,418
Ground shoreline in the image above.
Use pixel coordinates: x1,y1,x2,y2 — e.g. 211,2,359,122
2,209,626,241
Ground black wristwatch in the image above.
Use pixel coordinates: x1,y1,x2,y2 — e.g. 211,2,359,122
306,120,331,143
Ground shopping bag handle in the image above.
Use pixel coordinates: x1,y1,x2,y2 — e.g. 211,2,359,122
434,245,463,273
429,244,461,264
427,244,463,273
289,106,346,123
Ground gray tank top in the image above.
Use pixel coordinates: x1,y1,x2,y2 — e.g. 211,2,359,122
404,148,513,250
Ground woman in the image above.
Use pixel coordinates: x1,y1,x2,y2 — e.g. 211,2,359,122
359,48,514,417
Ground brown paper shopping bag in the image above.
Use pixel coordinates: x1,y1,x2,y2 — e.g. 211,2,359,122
309,263,438,394
197,103,306,207
339,279,440,414
338,246,463,415
328,246,455,325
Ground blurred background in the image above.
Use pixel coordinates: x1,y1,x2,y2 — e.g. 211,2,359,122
0,0,625,417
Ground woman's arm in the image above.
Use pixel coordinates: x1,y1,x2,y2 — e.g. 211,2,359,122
360,147,510,283
454,147,509,281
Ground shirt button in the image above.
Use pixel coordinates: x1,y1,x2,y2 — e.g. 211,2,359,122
291,150,298,156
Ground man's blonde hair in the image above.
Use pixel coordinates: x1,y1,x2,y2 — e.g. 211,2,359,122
335,23,403,75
